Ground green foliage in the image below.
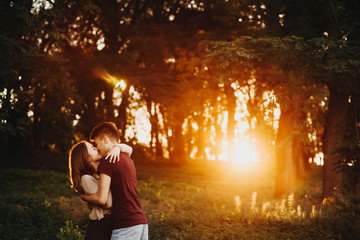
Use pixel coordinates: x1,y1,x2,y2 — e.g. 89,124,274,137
0,168,86,240
320,195,360,240
0,1,32,147
1,163,360,239
0,195,69,240
0,168,74,198
135,164,357,240
58,220,84,240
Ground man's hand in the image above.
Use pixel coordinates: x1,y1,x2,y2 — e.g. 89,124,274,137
105,145,121,163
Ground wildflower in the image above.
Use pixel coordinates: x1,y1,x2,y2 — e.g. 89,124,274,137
288,193,294,209
262,202,270,214
322,197,335,206
310,205,316,218
297,205,302,218
250,192,257,211
234,195,241,212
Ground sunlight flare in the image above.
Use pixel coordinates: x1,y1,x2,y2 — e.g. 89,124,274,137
95,69,127,90
230,140,259,165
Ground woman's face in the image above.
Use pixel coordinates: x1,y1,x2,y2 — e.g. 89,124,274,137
85,142,101,162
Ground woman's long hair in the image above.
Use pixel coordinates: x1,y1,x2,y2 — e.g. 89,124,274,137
68,141,96,193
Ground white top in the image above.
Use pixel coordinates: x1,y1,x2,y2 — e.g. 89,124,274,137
80,143,133,220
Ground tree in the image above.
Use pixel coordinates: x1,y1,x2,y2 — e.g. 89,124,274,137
207,36,329,196
0,1,32,152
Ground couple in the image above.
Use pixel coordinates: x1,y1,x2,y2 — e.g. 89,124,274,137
68,122,148,240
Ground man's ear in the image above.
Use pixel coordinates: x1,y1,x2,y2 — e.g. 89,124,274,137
103,136,109,145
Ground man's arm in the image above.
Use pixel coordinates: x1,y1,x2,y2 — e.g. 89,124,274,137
81,173,111,205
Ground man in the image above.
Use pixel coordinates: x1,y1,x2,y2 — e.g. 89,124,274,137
81,122,148,240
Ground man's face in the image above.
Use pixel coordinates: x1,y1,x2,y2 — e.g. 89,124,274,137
94,136,108,157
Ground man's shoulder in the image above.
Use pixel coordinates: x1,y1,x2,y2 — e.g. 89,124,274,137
120,151,132,158
119,152,134,165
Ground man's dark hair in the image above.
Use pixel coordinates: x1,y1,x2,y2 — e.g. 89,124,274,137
90,122,120,142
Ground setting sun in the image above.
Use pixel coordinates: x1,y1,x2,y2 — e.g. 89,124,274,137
230,140,259,165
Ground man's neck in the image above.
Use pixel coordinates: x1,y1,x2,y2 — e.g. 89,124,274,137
106,141,117,154
107,142,116,150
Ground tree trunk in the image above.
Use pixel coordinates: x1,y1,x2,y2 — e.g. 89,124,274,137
117,86,130,142
302,147,312,171
172,117,186,164
293,135,307,180
153,104,163,157
274,109,297,197
32,110,42,151
160,106,172,160
322,86,349,198
225,85,236,162
32,87,43,151
195,114,206,161
104,86,115,122
146,98,155,157
82,96,97,138
185,119,193,159
214,113,222,161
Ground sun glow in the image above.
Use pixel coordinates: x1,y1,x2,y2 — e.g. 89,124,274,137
214,139,259,166
230,140,259,165
95,70,273,167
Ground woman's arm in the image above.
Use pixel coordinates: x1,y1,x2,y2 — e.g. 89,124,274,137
105,143,133,163
81,173,111,206
81,175,112,208
117,143,133,157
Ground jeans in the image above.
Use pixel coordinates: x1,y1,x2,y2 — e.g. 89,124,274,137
85,217,112,240
111,224,148,240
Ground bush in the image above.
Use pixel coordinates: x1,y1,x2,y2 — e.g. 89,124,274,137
0,168,86,240
0,196,68,239
58,221,84,240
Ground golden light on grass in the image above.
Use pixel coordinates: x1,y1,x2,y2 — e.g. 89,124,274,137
262,202,270,213
235,192,311,221
297,205,302,218
288,193,294,209
250,191,257,212
234,195,241,212
310,205,317,219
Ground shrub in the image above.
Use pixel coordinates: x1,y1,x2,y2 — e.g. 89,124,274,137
57,221,84,240
0,196,68,239
0,168,86,240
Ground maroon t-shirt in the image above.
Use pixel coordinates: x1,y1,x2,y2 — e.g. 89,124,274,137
98,152,147,229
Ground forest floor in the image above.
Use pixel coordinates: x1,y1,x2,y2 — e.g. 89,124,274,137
0,151,358,240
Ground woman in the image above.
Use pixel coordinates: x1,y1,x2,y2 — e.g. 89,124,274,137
69,140,133,240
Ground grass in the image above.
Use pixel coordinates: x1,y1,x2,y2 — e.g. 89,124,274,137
0,152,359,239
